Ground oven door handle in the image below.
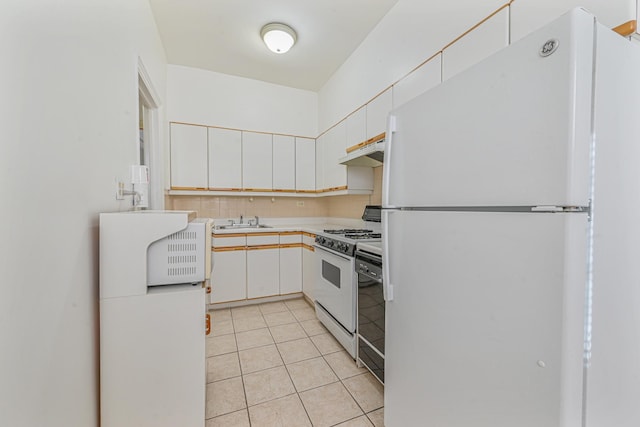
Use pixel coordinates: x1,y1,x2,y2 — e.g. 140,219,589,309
313,244,352,262
359,274,383,284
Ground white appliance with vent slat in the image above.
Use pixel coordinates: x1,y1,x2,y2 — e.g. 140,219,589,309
100,211,212,427
147,218,211,286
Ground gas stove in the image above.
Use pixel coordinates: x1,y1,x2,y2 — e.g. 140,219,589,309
315,229,382,256
314,205,383,257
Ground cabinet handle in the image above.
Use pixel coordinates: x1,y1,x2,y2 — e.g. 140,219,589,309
206,286,212,294
206,314,211,336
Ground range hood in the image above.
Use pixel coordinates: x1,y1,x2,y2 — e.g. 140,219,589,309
339,137,385,167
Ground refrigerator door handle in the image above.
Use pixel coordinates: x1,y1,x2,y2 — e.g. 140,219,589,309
382,114,396,208
382,210,394,301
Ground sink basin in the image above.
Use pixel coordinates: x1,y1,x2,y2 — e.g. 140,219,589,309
215,224,273,230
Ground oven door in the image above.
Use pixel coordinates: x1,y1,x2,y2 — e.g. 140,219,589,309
314,245,356,332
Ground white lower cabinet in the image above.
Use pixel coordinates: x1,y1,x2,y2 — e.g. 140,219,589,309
247,246,280,298
280,232,303,295
211,234,247,304
302,247,315,301
210,249,247,303
247,233,280,299
211,231,309,304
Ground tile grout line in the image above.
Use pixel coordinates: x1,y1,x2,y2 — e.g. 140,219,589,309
273,315,315,426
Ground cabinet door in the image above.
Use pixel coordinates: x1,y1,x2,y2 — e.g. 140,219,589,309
442,8,509,81
295,137,315,192
280,246,302,295
247,247,279,298
272,135,296,191
393,54,442,109
208,127,242,190
302,246,316,300
324,121,348,190
346,106,367,152
170,123,208,189
366,88,393,141
315,134,326,192
210,249,246,303
242,131,272,191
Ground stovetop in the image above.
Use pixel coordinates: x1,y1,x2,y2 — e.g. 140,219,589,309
315,227,382,257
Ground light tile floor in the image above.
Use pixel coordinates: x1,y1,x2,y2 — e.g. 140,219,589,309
206,298,385,427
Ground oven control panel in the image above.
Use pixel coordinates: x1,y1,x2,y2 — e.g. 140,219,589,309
315,235,353,256
355,252,383,281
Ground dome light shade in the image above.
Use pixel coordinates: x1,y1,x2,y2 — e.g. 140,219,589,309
261,23,297,54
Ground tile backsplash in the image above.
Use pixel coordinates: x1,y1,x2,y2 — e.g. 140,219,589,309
165,166,384,220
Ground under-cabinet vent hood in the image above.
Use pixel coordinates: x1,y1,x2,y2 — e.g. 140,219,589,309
339,138,385,167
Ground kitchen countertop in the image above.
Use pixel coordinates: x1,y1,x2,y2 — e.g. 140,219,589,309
210,217,380,235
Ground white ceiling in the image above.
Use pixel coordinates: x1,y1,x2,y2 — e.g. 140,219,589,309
148,0,399,91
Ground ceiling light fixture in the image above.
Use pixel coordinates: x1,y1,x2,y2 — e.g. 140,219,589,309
261,23,297,54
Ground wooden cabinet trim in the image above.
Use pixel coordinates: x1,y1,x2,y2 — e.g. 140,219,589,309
302,244,315,252
612,20,637,37
213,233,247,238
279,231,302,236
247,244,280,250
209,188,243,191
345,132,385,154
171,186,208,191
247,232,280,237
280,243,303,249
302,232,316,238
213,246,246,252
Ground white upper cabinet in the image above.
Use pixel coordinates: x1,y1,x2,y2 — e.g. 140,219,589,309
208,127,242,190
315,133,326,192
295,137,315,192
511,0,637,42
324,121,348,190
393,54,443,109
170,123,208,189
242,131,272,191
272,135,296,191
346,106,367,151
442,8,509,81
366,87,393,141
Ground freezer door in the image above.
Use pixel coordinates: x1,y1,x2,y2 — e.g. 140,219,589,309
383,210,588,427
383,9,594,208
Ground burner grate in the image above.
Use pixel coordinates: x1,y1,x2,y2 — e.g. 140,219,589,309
324,229,373,234
344,233,382,239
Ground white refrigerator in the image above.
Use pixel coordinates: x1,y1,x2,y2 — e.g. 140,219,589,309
382,8,640,427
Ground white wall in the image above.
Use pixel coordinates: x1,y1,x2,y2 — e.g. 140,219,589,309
167,65,318,137
0,1,167,426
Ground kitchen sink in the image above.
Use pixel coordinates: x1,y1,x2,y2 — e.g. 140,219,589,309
215,224,272,230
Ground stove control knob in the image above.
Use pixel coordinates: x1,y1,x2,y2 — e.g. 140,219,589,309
328,241,334,247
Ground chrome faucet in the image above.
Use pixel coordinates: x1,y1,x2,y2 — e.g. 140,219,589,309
240,214,244,224
248,215,259,226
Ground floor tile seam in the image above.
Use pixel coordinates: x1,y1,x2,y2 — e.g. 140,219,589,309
289,373,342,395
320,353,365,381
237,337,276,357
208,330,235,338
237,329,284,376
244,388,298,409
339,373,384,415
264,319,299,328
328,413,371,427
297,381,365,427
275,320,324,365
